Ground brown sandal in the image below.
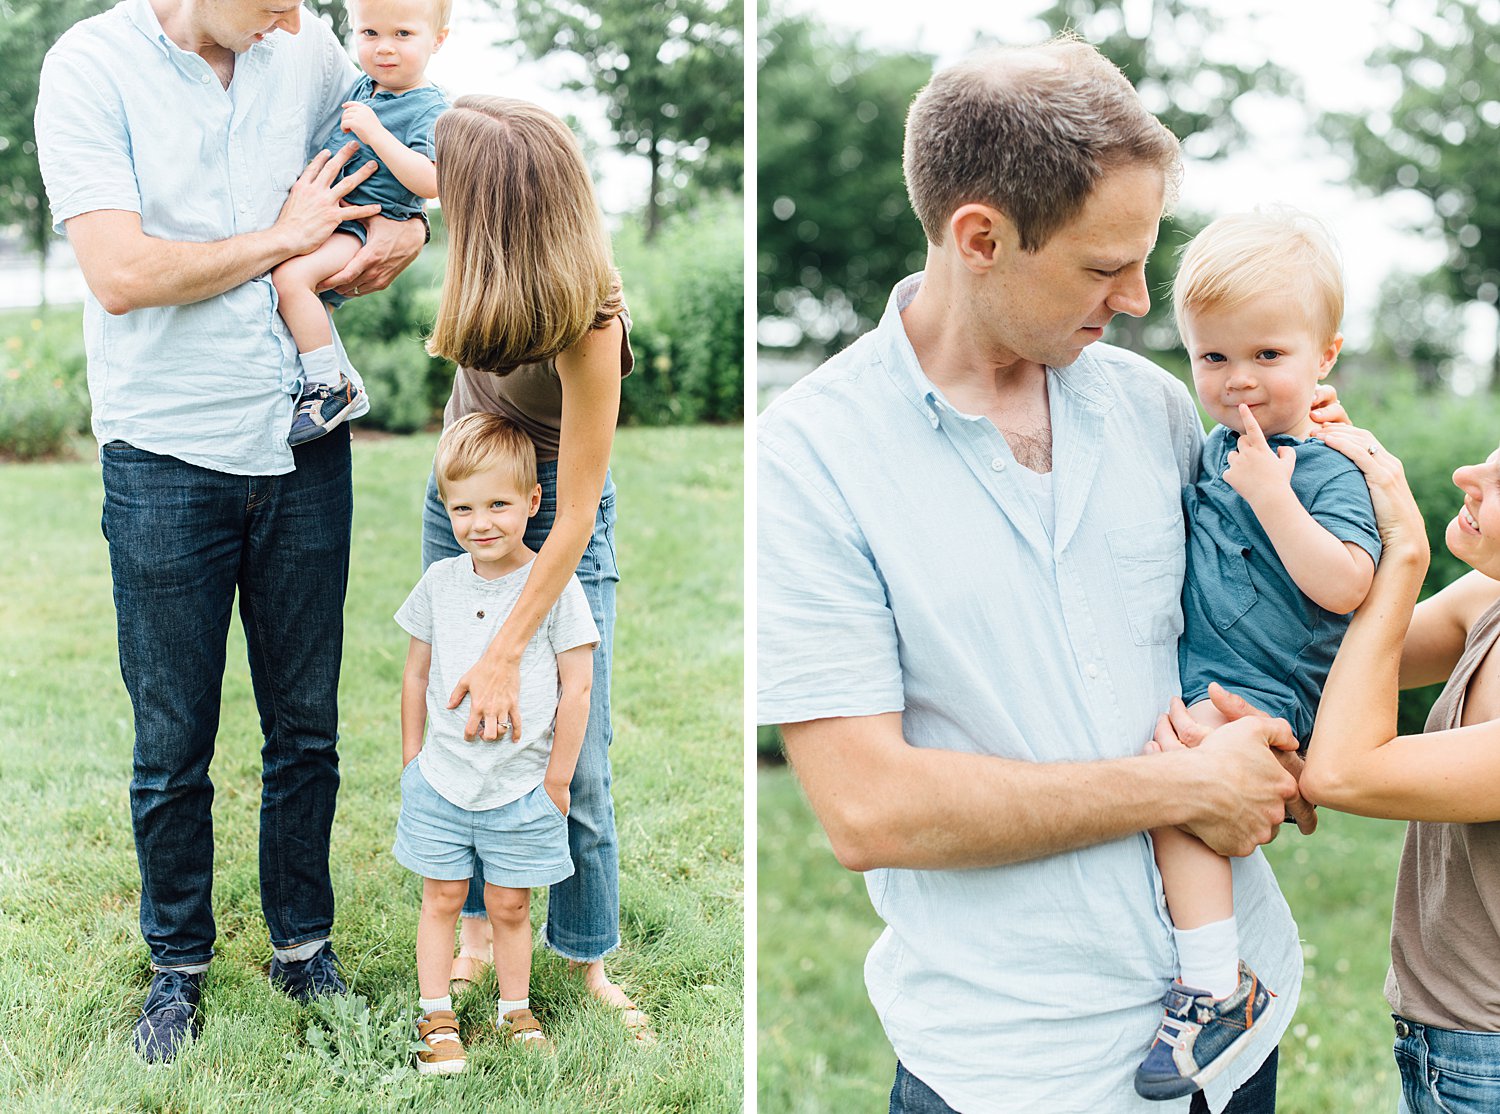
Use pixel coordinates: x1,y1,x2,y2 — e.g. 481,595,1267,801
449,952,491,994
415,1010,467,1075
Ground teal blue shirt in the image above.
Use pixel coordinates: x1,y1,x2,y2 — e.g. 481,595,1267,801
321,75,447,223
1179,425,1382,741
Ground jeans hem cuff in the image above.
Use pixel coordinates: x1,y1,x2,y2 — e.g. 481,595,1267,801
541,931,621,964
150,958,213,974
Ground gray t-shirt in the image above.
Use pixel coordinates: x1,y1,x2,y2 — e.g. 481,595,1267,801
396,555,599,810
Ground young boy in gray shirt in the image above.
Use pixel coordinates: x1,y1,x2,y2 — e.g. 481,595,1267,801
393,413,598,1074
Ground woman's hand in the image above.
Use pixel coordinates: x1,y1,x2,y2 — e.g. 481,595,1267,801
1314,424,1429,564
448,651,524,743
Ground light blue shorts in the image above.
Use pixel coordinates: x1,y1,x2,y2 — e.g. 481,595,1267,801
393,760,575,889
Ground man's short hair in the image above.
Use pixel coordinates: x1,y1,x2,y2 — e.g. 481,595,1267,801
903,34,1181,250
1173,207,1345,346
434,413,538,499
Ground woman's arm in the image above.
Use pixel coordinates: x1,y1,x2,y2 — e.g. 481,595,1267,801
448,316,624,742
1301,426,1500,822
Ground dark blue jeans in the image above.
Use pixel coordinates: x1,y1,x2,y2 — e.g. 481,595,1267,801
890,1049,1279,1113
422,462,622,960
102,432,351,969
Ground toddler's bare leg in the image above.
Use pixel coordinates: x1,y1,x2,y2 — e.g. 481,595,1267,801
416,877,469,999
484,883,534,1004
270,232,362,354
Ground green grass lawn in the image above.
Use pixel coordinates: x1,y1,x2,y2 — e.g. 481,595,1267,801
0,425,743,1112
758,763,1407,1114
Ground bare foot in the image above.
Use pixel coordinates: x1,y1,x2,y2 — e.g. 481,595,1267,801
451,916,493,992
568,959,656,1046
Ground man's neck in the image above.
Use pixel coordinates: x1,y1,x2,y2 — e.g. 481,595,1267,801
152,0,236,78
901,266,1051,435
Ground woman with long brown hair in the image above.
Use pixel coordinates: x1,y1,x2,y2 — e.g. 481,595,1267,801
418,96,649,1040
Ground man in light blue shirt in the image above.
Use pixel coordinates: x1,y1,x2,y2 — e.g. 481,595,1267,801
759,39,1310,1114
35,0,426,1062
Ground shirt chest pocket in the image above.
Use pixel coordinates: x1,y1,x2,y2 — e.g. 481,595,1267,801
1107,516,1187,646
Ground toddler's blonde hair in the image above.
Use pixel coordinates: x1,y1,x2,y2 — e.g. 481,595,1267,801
1174,207,1344,345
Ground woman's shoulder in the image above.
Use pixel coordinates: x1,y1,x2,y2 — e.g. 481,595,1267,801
1432,569,1500,641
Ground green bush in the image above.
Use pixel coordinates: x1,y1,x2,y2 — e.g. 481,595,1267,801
0,311,90,460
614,195,745,425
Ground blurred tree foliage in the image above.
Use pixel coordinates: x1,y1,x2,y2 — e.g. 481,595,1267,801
0,0,112,295
1324,0,1500,387
756,12,931,353
507,0,744,239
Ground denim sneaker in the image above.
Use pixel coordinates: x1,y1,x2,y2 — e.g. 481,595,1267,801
288,375,364,447
269,944,346,1003
1134,961,1275,1101
132,968,204,1063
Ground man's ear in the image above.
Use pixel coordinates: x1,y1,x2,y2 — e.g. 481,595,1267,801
948,203,1012,274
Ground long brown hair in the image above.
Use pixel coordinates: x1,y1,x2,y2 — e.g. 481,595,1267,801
427,96,622,372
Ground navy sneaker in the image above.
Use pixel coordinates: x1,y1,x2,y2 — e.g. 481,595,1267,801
132,968,204,1063
269,944,346,1003
288,375,363,446
1134,961,1275,1101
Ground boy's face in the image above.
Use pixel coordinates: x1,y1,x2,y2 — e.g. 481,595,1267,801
352,0,447,91
442,466,541,579
1183,294,1343,440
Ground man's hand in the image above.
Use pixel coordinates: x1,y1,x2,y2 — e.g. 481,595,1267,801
1159,684,1318,835
1223,404,1296,505
322,212,425,298
274,142,381,258
339,100,384,144
1179,710,1300,856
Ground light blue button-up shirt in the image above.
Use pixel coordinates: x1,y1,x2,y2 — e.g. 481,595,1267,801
36,0,365,475
758,274,1301,1113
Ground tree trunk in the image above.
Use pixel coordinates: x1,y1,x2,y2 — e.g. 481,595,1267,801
645,133,661,242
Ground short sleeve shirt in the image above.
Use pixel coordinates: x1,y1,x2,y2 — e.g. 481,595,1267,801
1179,426,1381,741
35,0,362,474
757,274,1301,1114
320,74,447,221
396,556,599,810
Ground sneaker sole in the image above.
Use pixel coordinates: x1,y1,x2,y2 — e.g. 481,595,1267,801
416,1057,467,1075
1135,996,1276,1101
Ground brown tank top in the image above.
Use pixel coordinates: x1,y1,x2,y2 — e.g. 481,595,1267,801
441,310,634,462
1385,593,1500,1029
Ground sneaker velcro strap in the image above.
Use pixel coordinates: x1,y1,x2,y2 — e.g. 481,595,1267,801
418,1012,460,1039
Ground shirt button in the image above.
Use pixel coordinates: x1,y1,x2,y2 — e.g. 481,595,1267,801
200,74,211,83
991,458,1006,471
1086,663,1099,678
476,610,485,619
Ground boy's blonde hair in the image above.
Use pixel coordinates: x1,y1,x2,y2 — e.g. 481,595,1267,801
427,96,623,373
1174,207,1345,345
434,413,538,500
351,0,452,30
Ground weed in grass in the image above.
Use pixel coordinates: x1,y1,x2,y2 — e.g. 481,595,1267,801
301,992,423,1088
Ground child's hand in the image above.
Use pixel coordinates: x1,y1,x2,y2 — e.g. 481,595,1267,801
340,101,382,143
1223,403,1296,502
543,778,571,817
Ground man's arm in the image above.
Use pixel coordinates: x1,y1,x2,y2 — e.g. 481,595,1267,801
66,145,380,315
782,710,1299,872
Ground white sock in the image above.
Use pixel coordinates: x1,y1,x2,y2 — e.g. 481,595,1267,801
419,994,452,1014
497,996,530,1019
298,344,341,388
1174,917,1240,999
